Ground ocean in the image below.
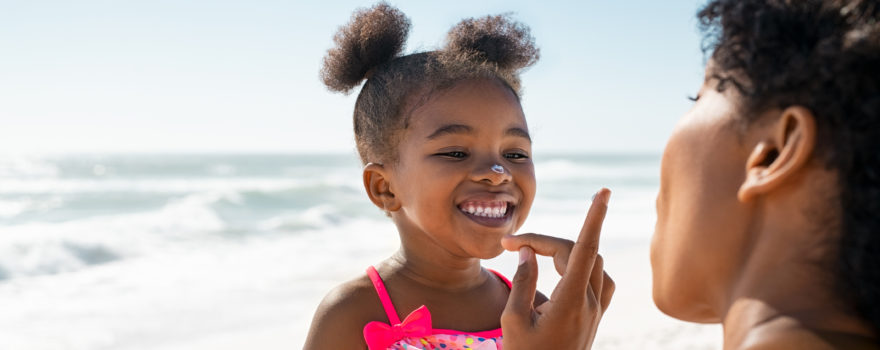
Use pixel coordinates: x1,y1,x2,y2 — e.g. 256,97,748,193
0,153,721,349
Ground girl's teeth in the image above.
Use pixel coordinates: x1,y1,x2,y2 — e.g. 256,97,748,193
460,203,508,218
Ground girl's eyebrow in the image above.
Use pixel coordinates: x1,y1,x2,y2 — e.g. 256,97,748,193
426,124,473,140
506,127,531,142
426,124,532,143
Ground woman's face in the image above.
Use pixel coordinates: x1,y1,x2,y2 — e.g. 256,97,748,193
389,78,536,260
651,66,757,322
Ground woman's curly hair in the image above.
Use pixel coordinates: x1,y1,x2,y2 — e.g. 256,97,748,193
320,2,539,164
698,0,880,333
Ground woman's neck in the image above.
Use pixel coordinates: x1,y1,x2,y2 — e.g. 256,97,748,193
720,223,876,349
721,297,877,349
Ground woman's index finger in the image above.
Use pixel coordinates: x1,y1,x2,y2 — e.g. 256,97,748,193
502,233,574,276
559,188,610,299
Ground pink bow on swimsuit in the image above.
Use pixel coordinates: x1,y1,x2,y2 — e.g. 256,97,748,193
363,305,433,350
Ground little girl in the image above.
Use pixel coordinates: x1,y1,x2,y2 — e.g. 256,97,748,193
304,3,544,349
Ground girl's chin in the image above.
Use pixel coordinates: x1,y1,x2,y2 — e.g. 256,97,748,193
471,244,506,260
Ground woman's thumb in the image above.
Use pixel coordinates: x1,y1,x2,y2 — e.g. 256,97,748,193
502,246,538,328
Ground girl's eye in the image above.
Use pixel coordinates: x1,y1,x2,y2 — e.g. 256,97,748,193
438,151,467,159
687,94,701,102
504,152,529,160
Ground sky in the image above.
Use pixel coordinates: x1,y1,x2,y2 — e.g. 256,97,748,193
0,0,708,154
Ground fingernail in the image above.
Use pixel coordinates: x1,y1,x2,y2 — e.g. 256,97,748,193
518,247,531,265
601,189,611,205
593,188,610,205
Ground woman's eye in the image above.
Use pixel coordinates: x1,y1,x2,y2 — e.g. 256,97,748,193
687,94,701,102
504,152,529,160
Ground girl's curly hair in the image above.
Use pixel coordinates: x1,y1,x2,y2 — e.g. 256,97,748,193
320,2,539,164
699,0,880,333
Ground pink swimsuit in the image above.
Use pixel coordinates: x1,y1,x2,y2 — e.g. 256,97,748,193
362,266,510,350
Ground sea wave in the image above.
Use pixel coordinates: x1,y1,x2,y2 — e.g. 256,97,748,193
0,153,363,179
0,176,361,195
0,177,367,225
257,205,350,232
0,190,377,280
0,153,660,283
0,155,60,178
536,158,660,182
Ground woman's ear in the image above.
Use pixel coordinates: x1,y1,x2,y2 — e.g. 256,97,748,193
738,106,817,202
363,163,402,212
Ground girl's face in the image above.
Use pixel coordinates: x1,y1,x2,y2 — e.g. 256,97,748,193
390,78,536,259
651,65,755,322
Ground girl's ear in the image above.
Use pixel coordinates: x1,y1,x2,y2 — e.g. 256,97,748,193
363,163,402,212
738,106,817,202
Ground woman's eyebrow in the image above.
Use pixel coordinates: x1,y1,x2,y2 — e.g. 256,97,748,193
426,124,473,139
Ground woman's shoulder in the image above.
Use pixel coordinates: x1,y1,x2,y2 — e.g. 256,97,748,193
303,273,387,350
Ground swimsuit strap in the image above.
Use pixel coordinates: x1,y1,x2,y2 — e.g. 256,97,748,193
487,268,513,289
365,266,513,325
366,266,402,325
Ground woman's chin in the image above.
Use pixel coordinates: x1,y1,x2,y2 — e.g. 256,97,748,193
652,286,721,324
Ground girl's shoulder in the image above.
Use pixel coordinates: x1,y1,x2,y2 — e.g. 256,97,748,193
303,274,388,350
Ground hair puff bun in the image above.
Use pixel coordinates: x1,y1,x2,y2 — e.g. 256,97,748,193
444,14,539,72
320,2,411,93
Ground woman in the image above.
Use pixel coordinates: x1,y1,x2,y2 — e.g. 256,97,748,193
501,0,880,348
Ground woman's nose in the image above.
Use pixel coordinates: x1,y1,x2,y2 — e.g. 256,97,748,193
471,161,512,185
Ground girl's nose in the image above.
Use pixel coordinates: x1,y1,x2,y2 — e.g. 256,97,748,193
471,162,512,185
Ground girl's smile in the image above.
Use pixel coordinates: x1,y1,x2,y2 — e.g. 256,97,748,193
387,77,536,259
457,198,515,227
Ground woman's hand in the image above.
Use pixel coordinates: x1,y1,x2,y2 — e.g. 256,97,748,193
500,188,614,350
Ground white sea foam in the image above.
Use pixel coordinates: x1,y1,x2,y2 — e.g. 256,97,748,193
0,218,399,350
0,198,31,218
0,192,229,279
257,204,349,232
0,177,360,195
0,155,60,178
